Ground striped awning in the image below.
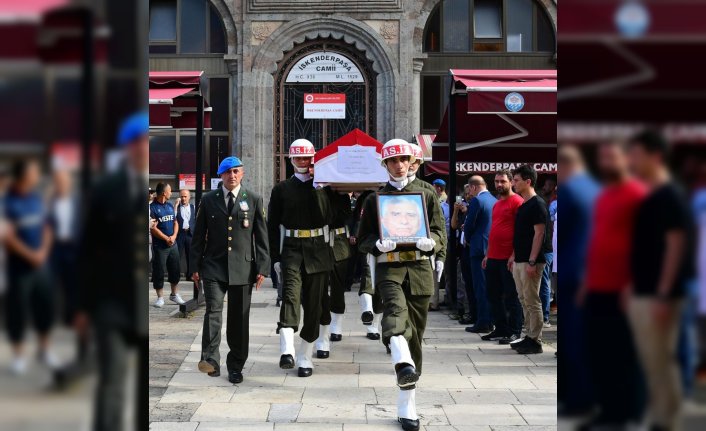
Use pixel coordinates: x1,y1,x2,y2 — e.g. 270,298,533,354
415,134,434,161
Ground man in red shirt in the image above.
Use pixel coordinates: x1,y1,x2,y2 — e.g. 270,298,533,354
577,141,647,429
480,169,525,344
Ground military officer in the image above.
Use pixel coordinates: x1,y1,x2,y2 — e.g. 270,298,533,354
268,139,334,378
191,156,270,384
315,190,352,358
358,139,447,431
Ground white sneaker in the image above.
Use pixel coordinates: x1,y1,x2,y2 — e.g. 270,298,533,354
39,350,62,369
543,320,551,328
10,356,27,375
154,297,165,308
170,293,185,305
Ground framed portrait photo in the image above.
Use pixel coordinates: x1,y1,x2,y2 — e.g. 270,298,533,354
376,192,430,246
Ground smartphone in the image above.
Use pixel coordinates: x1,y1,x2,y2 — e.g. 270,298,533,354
455,196,463,203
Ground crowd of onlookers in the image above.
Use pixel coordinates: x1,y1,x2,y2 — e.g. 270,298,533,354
427,164,556,356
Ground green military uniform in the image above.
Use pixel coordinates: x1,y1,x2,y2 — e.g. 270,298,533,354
357,180,447,373
268,175,334,342
320,191,353,323
191,184,270,373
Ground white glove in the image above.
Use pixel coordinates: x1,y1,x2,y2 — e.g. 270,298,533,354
375,239,397,253
435,260,444,282
416,237,436,252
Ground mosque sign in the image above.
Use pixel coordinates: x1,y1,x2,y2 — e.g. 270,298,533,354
286,51,364,83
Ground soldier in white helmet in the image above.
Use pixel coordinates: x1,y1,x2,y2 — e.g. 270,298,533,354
357,139,447,431
268,139,334,378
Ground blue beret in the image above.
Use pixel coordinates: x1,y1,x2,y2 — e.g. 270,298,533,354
432,179,446,186
217,156,243,175
117,112,149,146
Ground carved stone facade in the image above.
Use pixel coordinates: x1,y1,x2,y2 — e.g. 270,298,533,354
197,0,557,200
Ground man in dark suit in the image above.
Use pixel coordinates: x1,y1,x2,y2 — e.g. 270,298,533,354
463,175,497,333
191,156,269,384
175,188,196,282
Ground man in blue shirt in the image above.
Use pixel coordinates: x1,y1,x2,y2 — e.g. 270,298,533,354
150,182,184,307
464,175,497,334
4,159,59,374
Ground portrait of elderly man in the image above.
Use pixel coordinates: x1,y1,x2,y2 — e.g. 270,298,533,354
379,195,427,239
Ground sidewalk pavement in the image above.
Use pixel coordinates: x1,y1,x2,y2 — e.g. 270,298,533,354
149,280,558,431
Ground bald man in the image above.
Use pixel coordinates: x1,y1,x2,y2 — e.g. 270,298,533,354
463,176,497,333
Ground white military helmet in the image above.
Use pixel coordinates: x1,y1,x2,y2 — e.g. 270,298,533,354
410,143,424,165
288,138,316,158
380,138,417,166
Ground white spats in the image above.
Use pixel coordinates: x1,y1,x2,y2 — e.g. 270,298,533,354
315,325,331,352
397,388,419,420
367,313,382,334
330,312,344,335
359,293,373,313
296,340,314,369
389,335,415,368
280,327,295,356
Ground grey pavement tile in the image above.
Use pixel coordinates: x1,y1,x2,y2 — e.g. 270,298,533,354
283,372,359,388
426,427,491,431
274,424,342,431
527,367,557,376
297,403,367,424
443,404,526,426
267,403,302,423
511,390,558,405
148,422,199,431
449,389,520,405
231,387,305,404
190,402,270,422
490,427,557,431
366,404,449,426
417,374,475,389
160,386,237,403
302,387,376,404
196,423,274,430
374,387,455,406
475,366,537,376
513,405,558,425
526,376,556,391
469,376,537,390
344,424,401,431
150,403,200,422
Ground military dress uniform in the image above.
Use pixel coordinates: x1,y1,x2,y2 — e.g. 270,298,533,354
268,174,334,377
315,191,352,357
191,178,270,378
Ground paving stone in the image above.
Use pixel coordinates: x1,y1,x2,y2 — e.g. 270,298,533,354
150,403,200,422
297,403,367,424
302,387,376,404
160,386,236,403
469,376,537,390
190,402,270,422
443,404,526,426
366,404,449,426
514,405,558,425
374,387,455,406
196,424,274,431
147,422,198,431
267,403,302,423
511,390,558,405
449,389,520,405
231,387,305,404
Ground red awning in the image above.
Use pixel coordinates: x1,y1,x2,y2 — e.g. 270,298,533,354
314,128,382,162
0,0,69,22
432,69,556,164
149,71,204,87
148,71,210,130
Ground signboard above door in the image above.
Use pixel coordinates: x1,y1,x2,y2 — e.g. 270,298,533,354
286,51,365,83
304,93,346,119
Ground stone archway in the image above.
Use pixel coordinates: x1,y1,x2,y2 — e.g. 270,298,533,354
207,0,238,55
242,16,397,199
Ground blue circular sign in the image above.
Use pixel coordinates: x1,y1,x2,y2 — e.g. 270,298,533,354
615,1,650,38
504,92,525,112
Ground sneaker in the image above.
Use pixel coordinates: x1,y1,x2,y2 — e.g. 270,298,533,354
448,312,462,320
543,320,551,328
39,350,62,369
154,297,165,308
10,356,27,375
170,293,186,305
510,336,530,350
516,338,543,354
481,330,508,341
499,334,520,345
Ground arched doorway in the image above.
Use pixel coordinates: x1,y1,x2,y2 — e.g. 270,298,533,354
273,38,377,181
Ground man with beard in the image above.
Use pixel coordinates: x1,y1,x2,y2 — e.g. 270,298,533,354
576,142,647,429
479,170,525,345
357,139,446,431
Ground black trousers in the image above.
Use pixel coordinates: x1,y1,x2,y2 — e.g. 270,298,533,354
5,268,54,343
93,325,148,431
585,292,646,424
151,245,180,290
52,241,78,324
485,258,523,335
202,280,253,372
176,231,193,278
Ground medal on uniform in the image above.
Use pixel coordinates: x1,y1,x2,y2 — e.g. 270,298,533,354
239,201,249,212
243,212,249,228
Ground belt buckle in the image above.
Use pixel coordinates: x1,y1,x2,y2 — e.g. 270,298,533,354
399,251,416,262
299,230,311,238
386,252,396,263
